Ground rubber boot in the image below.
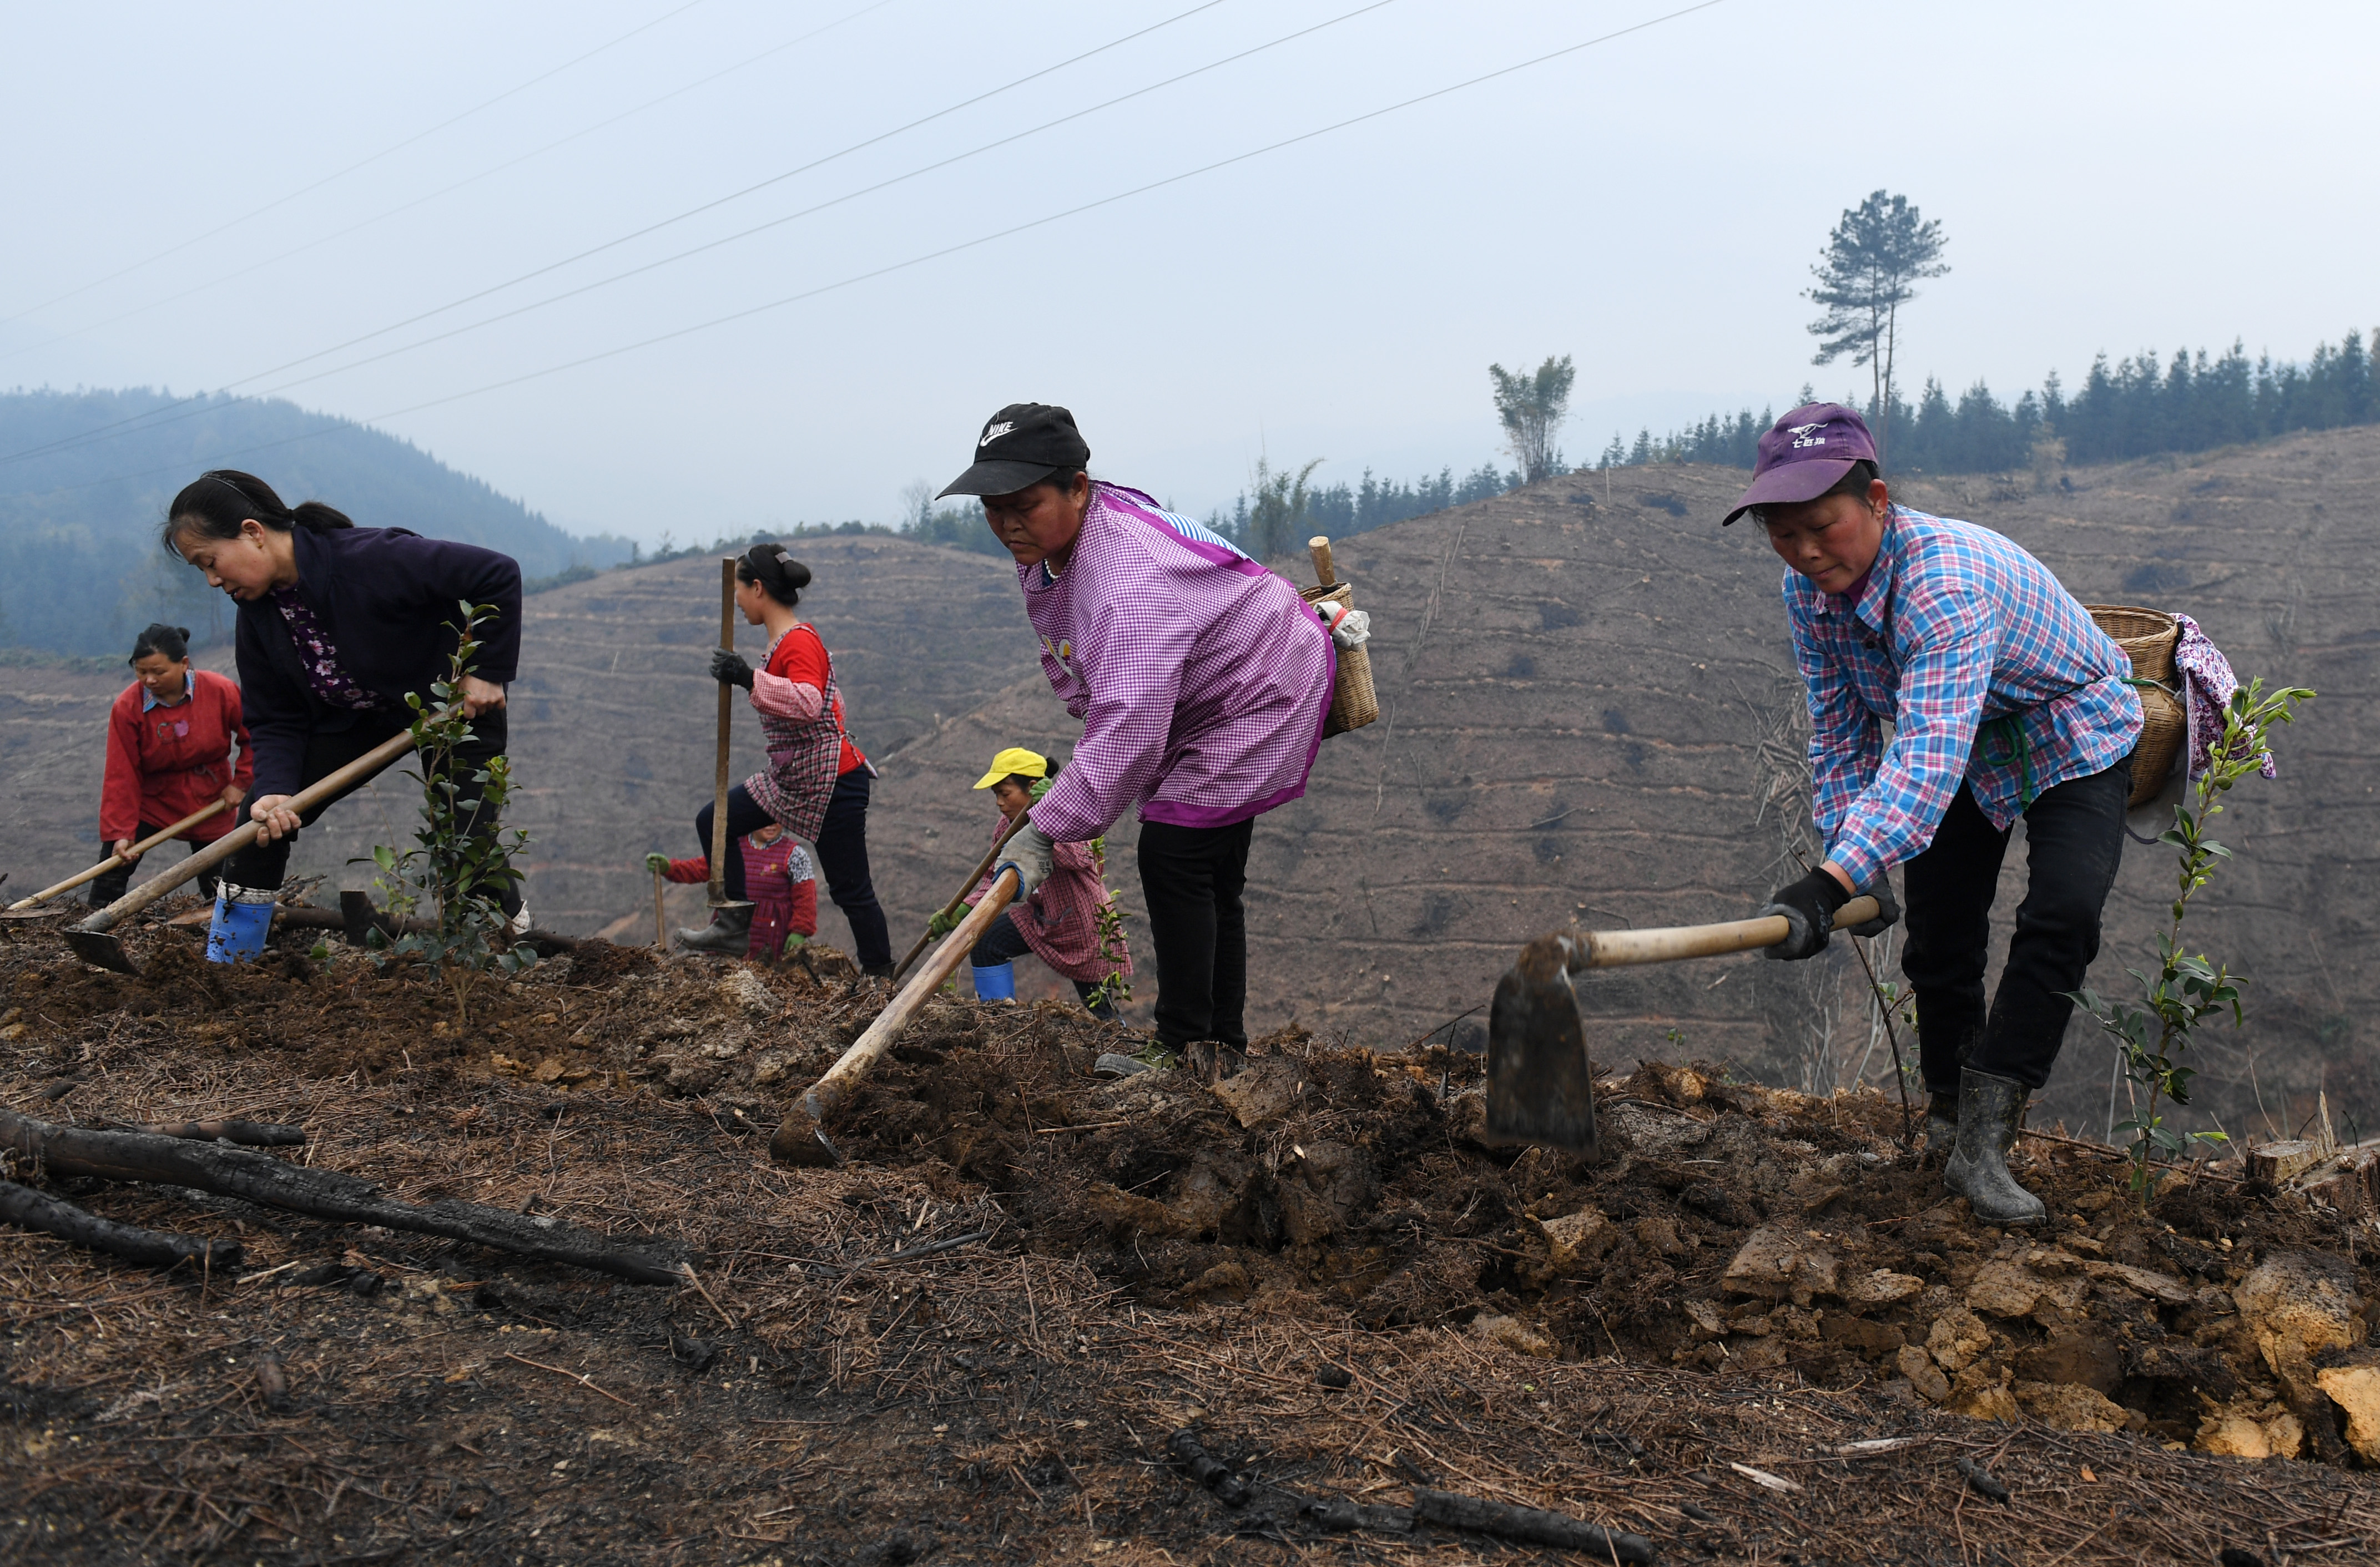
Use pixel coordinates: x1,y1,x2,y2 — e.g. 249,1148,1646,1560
1943,1069,2046,1225
205,883,276,965
971,961,1017,1002
675,902,753,956
1920,1089,1959,1163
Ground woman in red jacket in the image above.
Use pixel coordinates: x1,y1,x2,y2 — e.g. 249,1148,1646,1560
90,623,252,906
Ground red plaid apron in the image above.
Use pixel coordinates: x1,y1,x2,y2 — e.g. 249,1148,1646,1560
745,625,853,843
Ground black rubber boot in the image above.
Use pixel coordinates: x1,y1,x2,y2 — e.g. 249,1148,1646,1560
674,902,753,957
1920,1089,1959,1162
1943,1069,2046,1225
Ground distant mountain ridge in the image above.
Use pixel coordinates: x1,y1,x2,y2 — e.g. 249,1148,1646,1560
0,387,631,656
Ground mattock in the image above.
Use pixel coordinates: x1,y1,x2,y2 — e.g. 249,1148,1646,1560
1485,895,1879,1156
770,867,1023,1167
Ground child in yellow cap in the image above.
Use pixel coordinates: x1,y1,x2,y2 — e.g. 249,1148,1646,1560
927,747,1131,1017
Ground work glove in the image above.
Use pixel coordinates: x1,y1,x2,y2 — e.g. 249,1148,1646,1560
643,852,670,877
1756,867,1850,962
926,907,963,938
995,821,1056,898
781,932,807,956
1842,875,1901,938
709,648,754,689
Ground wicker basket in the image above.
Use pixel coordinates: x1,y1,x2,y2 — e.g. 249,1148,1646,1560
1303,581,1380,736
2087,604,2185,807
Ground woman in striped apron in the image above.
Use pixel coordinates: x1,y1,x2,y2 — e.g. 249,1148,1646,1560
675,544,892,973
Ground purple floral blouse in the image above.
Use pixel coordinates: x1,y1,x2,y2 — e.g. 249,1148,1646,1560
269,587,382,711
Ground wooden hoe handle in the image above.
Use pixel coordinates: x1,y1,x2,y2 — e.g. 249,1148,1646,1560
11,799,230,909
887,812,1031,984
1561,894,1882,971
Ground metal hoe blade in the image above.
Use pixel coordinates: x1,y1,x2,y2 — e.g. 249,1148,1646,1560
62,928,139,977
768,1096,844,1169
1484,932,1600,1157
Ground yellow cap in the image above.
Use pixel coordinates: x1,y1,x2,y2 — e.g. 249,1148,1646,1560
972,746,1048,790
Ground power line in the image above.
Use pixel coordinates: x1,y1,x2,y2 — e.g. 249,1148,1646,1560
0,0,902,368
0,0,712,327
0,0,1233,469
17,0,1732,500
236,1,1399,405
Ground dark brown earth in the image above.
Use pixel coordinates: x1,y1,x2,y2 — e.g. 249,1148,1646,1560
8,913,2380,1564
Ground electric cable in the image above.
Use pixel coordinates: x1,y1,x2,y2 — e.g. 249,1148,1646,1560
0,0,1233,468
230,0,1398,406
0,0,902,367
0,0,712,327
17,0,1729,498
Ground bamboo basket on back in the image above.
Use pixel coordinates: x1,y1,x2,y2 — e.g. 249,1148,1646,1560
2086,603,2186,807
1301,535,1379,736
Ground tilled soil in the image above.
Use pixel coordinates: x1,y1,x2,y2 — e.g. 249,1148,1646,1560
5,912,2379,1564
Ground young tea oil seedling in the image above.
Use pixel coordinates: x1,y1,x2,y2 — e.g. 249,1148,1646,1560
359,602,537,1027
2070,676,2314,1199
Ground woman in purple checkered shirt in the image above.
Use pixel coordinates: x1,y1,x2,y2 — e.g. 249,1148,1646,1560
1726,406,2142,1227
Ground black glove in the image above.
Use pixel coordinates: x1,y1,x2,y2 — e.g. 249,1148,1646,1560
1756,867,1850,962
1842,875,1900,938
709,648,754,690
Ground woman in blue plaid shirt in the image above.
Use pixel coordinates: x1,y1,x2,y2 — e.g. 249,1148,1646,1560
1725,405,2142,1226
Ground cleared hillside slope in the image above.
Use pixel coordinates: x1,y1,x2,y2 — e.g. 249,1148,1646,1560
6,433,2370,1140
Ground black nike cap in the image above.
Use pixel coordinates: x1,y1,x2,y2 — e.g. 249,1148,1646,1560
937,403,1091,499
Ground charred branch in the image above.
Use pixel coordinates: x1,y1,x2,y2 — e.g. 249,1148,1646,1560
0,1178,243,1272
0,1108,680,1285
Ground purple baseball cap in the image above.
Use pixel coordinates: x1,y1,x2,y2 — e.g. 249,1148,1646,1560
1721,403,1879,525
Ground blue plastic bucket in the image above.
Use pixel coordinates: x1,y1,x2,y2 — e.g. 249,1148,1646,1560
205,884,277,965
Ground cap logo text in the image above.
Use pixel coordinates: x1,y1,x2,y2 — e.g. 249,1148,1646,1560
979,421,1015,447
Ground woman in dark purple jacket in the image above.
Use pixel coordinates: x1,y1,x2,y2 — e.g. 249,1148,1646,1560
163,470,526,944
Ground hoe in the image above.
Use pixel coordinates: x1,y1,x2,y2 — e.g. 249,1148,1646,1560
1486,894,1879,1157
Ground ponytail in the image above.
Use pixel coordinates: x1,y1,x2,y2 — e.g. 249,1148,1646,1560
163,468,353,553
734,542,812,607
129,623,191,664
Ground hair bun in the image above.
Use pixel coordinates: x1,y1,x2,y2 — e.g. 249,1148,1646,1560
175,625,191,640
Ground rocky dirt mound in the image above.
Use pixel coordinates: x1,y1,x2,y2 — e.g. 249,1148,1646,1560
8,918,2380,1562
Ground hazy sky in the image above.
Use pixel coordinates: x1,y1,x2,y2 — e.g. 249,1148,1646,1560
2,1,2372,544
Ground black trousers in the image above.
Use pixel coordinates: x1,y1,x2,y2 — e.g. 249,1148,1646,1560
695,771,890,969
88,822,219,906
968,909,1118,1019
222,708,518,913
1898,760,2130,1093
1137,818,1253,1049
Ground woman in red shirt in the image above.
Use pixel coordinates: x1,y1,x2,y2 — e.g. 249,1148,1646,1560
677,545,892,973
90,623,253,905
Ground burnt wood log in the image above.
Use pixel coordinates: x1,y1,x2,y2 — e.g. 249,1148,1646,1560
1303,1497,1414,1533
0,1108,680,1285
0,1178,243,1272
1411,1489,1655,1561
110,1117,309,1148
